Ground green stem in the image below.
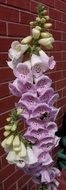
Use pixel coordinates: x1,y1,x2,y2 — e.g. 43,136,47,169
39,184,48,190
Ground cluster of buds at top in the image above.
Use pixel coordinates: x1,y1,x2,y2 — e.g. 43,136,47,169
21,4,54,54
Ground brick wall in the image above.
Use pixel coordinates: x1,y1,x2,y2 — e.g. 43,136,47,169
0,0,66,189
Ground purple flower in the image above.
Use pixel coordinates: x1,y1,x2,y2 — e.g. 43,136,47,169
21,92,37,111
13,61,33,84
48,93,59,106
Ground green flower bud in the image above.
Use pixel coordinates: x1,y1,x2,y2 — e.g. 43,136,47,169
32,28,40,39
13,135,20,147
1,138,7,148
4,131,11,137
11,123,17,131
6,117,11,122
17,108,22,115
41,18,46,23
39,37,54,47
44,16,50,20
21,36,32,44
6,135,14,146
35,26,41,31
4,125,12,130
18,142,27,157
41,32,52,38
30,21,34,26
42,10,47,14
44,23,52,28
36,17,41,22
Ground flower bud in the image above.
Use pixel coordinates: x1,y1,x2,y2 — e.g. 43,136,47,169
44,16,50,20
4,131,10,137
18,142,27,157
21,36,32,44
35,26,41,31
41,32,52,38
13,135,20,147
17,108,22,115
38,37,54,47
42,10,47,14
6,135,14,146
6,117,11,122
32,28,40,39
36,17,41,22
1,138,7,148
4,125,12,130
41,18,46,23
30,21,34,26
11,123,17,131
44,23,52,28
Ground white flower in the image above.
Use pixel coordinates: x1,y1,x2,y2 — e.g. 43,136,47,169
6,146,38,168
32,28,40,39
7,41,28,69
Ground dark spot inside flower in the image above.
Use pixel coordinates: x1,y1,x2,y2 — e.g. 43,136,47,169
40,112,48,120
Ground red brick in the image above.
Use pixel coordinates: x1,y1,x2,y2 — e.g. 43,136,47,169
0,5,19,22
3,169,24,190
27,179,34,190
63,104,66,113
56,61,63,71
0,0,5,3
18,174,30,189
62,32,66,41
0,53,8,67
38,0,54,7
52,30,62,41
55,80,64,91
31,0,39,13
8,23,30,37
0,68,14,83
7,0,30,10
62,70,66,79
49,8,62,21
62,51,66,61
0,183,3,190
0,96,18,114
0,83,9,98
0,38,14,52
1,154,8,169
55,0,66,12
0,21,6,35
63,88,66,96
0,111,10,129
8,183,16,190
50,71,62,82
0,165,15,182
20,11,35,24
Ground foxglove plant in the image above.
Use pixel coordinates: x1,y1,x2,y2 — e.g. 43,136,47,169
1,4,60,190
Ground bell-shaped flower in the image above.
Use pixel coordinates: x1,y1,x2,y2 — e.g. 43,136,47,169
9,78,22,97
46,122,57,135
31,54,45,78
13,61,33,84
31,103,51,121
50,107,60,121
33,146,53,165
48,93,59,106
7,41,28,69
35,75,52,95
39,50,56,72
27,117,44,130
21,92,37,111
39,87,54,103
